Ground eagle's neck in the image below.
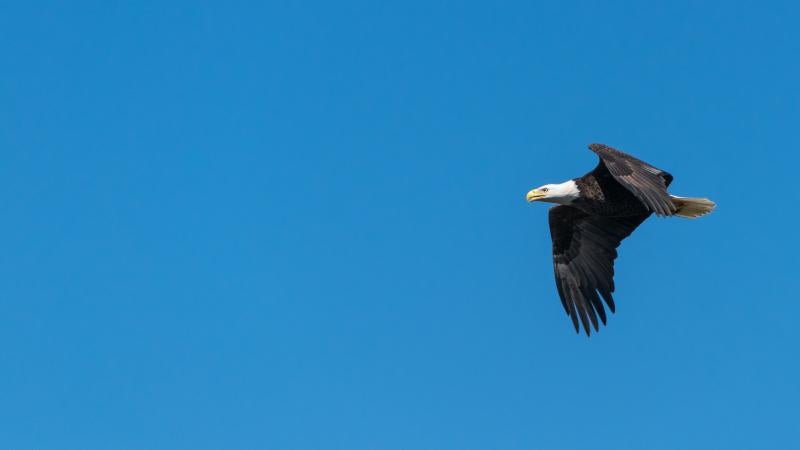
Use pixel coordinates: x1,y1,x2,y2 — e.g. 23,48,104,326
549,180,581,204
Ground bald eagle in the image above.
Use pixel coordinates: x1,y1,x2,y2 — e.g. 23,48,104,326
527,143,715,336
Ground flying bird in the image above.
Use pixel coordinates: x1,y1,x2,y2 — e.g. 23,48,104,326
526,143,715,336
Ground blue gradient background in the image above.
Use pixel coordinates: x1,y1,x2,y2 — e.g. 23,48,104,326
2,1,798,449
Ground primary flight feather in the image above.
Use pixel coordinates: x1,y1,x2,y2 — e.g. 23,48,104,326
527,143,715,336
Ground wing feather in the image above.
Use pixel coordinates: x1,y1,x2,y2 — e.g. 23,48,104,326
588,143,675,216
548,205,650,335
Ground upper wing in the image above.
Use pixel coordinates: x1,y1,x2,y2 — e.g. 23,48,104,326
589,143,675,216
548,205,650,335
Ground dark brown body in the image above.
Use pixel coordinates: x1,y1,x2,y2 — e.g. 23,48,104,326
571,160,673,217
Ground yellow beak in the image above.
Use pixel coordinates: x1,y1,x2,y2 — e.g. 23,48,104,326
526,189,545,202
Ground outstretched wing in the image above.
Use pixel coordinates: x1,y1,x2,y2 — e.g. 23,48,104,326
548,205,650,335
589,143,675,216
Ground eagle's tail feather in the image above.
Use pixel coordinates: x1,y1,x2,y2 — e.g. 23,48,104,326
670,195,716,218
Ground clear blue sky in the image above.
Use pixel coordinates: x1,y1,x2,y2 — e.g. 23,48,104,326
2,1,798,449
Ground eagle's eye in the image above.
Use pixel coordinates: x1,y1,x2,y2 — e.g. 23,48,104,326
542,188,549,192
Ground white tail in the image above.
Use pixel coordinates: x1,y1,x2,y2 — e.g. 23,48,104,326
670,195,716,218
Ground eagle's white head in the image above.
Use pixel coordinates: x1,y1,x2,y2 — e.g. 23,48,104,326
526,180,580,205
